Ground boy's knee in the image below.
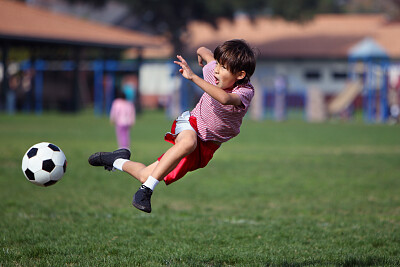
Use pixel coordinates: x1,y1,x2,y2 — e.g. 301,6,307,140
177,134,197,155
182,138,197,155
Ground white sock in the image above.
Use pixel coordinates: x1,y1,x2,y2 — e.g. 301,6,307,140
143,176,159,191
113,159,129,171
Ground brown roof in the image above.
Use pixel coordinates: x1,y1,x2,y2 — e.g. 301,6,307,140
186,14,400,59
0,0,164,49
373,22,400,57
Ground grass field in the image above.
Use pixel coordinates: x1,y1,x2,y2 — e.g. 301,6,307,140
0,110,399,266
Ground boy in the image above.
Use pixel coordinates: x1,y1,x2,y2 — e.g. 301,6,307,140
89,39,256,213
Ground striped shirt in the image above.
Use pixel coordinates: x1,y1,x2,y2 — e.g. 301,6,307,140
191,61,254,143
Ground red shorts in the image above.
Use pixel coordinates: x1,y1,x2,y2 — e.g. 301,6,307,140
158,116,220,185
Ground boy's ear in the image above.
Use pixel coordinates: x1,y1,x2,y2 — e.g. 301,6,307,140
236,70,246,81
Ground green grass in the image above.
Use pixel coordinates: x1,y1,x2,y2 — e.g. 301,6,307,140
1,110,399,266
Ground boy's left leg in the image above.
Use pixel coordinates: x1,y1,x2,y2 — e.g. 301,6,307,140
132,129,197,213
151,129,198,181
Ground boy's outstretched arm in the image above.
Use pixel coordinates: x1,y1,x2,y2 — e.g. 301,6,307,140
174,55,242,106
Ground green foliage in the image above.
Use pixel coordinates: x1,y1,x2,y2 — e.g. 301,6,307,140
1,111,400,266
118,0,343,53
274,0,346,21
121,0,236,53
59,0,345,54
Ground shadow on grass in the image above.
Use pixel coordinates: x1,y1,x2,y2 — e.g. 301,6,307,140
169,256,399,266
274,256,398,267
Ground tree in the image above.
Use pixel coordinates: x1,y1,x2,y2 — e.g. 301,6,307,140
343,0,400,19
65,0,384,55
120,0,236,55
43,0,400,55
117,0,343,56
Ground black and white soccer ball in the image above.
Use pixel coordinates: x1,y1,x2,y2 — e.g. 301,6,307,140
22,142,67,187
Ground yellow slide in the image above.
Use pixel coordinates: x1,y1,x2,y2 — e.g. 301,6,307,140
328,81,362,115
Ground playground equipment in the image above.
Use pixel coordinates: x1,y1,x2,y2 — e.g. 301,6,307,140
306,87,326,122
348,37,390,123
327,81,362,116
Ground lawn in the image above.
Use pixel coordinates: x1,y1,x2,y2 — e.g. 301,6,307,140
0,110,399,266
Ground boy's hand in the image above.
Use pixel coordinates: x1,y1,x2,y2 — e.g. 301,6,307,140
174,55,195,80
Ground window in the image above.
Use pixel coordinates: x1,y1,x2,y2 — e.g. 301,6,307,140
332,71,347,80
304,70,321,80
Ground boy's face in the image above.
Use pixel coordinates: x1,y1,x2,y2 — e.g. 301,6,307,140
214,61,245,90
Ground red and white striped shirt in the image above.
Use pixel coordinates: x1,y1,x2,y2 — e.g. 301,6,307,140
191,61,254,143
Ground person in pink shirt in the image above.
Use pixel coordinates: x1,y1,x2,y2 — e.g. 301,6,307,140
89,39,256,213
110,89,136,149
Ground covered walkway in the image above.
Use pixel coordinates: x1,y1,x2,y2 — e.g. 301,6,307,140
0,0,164,114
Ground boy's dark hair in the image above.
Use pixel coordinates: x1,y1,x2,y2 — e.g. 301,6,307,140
214,39,256,85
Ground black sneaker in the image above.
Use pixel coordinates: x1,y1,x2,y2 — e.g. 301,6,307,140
132,185,153,213
88,148,131,171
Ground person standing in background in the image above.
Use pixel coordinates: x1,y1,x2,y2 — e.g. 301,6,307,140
122,75,137,104
110,89,136,149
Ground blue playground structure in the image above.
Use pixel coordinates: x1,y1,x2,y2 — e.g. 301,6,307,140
348,37,390,123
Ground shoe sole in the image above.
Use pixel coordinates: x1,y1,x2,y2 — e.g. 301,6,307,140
132,200,151,213
88,152,103,166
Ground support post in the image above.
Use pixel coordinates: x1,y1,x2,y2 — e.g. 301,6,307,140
105,61,116,115
93,60,104,116
72,46,82,112
136,47,143,114
34,59,45,114
1,43,9,111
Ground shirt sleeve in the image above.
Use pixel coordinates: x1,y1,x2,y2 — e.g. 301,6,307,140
202,60,217,85
233,86,254,110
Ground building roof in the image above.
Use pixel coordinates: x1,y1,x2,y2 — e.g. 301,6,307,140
186,14,400,59
0,0,164,49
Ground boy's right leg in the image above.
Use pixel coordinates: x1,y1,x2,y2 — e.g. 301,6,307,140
88,147,155,183
88,130,197,213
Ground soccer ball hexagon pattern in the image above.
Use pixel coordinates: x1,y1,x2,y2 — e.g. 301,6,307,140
22,142,67,187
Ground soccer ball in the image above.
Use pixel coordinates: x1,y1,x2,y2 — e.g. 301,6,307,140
22,142,67,187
